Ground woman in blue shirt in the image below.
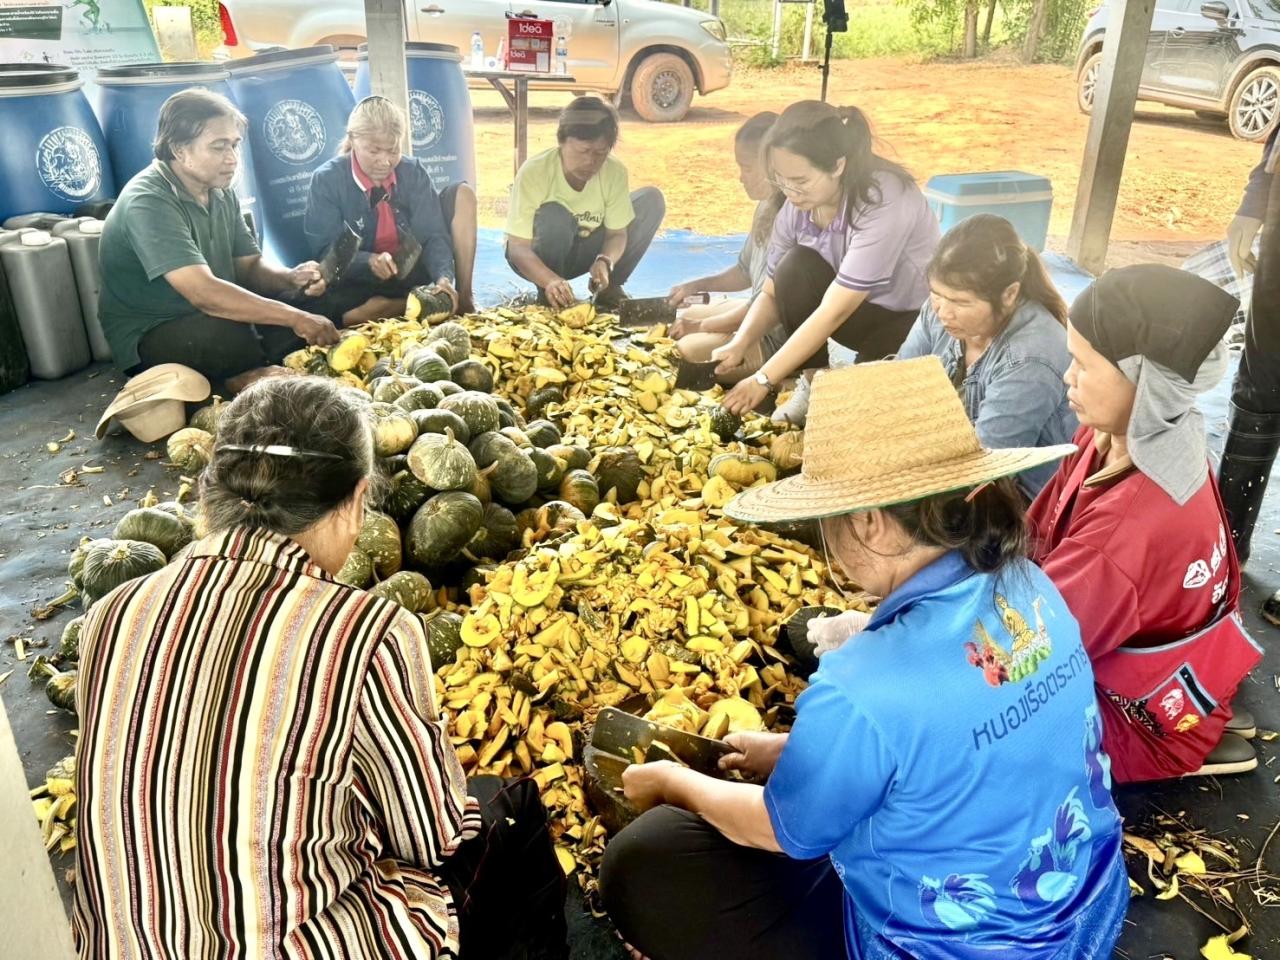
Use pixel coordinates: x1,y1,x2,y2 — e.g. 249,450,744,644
304,96,477,326
898,214,1076,498
600,357,1128,960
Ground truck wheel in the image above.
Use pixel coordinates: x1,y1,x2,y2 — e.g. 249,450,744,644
630,53,694,123
1229,64,1280,141
1076,51,1101,115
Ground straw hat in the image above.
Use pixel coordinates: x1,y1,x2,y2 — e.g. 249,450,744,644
725,356,1076,524
95,363,210,443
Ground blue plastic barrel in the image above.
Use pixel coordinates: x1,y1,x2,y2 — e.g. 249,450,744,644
354,42,476,189
94,62,263,242
0,64,114,223
228,46,355,266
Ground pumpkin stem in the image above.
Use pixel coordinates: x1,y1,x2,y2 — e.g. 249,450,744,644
33,583,79,621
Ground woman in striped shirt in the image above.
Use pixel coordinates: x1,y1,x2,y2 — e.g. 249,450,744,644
72,376,568,960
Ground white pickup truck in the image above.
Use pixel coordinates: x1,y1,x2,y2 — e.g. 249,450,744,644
216,0,731,122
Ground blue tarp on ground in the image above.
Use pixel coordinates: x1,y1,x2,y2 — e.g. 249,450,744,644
469,227,1100,306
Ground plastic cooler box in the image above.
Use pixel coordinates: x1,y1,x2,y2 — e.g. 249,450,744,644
923,171,1053,251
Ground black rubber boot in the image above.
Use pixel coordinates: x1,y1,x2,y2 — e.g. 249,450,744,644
1217,403,1280,565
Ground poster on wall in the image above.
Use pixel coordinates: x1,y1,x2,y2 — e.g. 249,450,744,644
0,0,159,73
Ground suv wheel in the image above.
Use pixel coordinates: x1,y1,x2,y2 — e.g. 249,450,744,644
1077,51,1102,115
630,53,695,123
1229,64,1280,141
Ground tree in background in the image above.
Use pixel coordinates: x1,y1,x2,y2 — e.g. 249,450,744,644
899,0,1091,63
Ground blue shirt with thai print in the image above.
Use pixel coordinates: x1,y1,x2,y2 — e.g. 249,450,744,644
764,551,1129,959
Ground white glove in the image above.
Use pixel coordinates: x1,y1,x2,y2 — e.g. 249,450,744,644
807,609,872,656
1227,215,1263,281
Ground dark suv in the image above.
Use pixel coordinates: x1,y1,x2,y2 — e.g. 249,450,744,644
1077,0,1280,140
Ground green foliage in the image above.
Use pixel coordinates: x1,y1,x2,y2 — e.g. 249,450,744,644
143,0,225,59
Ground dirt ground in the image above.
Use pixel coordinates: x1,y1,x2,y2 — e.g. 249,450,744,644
469,55,1261,254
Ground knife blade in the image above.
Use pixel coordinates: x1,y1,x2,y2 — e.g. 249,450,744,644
318,222,361,287
590,706,733,776
392,212,423,278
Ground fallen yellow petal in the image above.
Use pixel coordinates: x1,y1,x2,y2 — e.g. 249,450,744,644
1201,935,1252,960
1155,872,1180,900
1175,851,1207,875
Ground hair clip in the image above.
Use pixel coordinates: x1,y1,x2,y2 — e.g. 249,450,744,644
219,444,343,461
964,481,993,503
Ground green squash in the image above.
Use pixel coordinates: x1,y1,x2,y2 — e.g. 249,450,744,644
530,447,566,491
405,347,452,383
370,375,419,405
463,502,520,561
525,386,564,421
406,285,455,324
592,446,644,504
495,396,525,430
407,491,485,568
435,380,464,398
336,547,375,588
80,539,166,605
450,359,494,393
166,427,213,473
368,570,435,613
356,511,403,578
394,382,445,414
709,405,743,443
524,419,562,448
188,395,226,435
559,469,600,515
428,321,473,358
407,430,478,492
424,337,465,366
380,454,409,476
468,431,517,469
547,443,592,472
369,402,419,457
409,408,471,446
46,667,78,713
489,448,539,506
368,357,394,382
113,507,192,559
469,463,495,505
382,470,435,524
500,426,533,449
424,610,465,668
58,616,84,663
439,391,501,437
68,537,105,590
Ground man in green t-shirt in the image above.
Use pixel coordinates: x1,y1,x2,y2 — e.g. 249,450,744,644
99,90,339,393
505,97,664,311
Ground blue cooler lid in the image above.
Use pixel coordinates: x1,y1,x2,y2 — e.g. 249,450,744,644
97,61,230,84
924,171,1053,201
228,46,339,73
0,63,81,94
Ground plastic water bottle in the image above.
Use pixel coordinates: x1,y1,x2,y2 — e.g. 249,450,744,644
470,31,484,70
555,34,568,75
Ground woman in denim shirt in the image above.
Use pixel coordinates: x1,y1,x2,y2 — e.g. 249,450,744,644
898,215,1075,497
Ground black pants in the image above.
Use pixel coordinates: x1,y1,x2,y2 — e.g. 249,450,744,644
775,245,919,369
507,187,666,288
599,805,845,960
1234,173,1280,414
437,776,568,960
134,313,304,384
312,182,465,323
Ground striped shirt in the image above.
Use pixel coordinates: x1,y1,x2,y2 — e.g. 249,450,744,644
72,527,481,960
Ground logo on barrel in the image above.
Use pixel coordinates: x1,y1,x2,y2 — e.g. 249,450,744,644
37,126,102,201
264,100,326,165
409,90,446,152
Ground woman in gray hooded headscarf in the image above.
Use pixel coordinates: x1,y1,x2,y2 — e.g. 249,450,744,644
1027,264,1264,782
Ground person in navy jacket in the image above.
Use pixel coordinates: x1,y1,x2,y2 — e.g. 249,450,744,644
304,96,477,326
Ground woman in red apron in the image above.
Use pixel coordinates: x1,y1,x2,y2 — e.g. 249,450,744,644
1029,264,1263,782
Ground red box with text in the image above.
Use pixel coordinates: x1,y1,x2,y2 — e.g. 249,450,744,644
506,17,553,73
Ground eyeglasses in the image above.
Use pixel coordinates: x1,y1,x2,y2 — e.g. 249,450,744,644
767,174,817,195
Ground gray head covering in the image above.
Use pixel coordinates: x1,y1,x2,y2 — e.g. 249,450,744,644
1071,265,1237,506
1116,345,1228,505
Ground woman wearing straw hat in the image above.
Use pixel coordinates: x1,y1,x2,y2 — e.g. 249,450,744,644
1028,265,1264,782
600,357,1128,960
898,214,1076,499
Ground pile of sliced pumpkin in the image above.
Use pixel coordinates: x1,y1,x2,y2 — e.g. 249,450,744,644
31,304,857,895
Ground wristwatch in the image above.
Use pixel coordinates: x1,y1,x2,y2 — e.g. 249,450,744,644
753,371,776,393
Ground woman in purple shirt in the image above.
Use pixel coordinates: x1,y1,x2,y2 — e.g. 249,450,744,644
716,100,940,422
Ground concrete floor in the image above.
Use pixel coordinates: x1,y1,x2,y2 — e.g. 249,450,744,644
1,359,1277,959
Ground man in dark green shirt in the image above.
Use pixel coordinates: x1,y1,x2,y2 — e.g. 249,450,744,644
99,89,339,392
